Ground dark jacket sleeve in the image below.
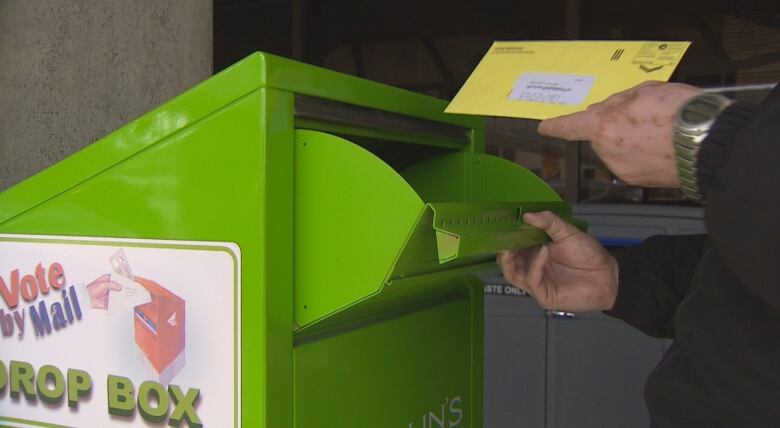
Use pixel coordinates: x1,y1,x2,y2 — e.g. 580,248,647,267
605,234,707,339
697,88,780,310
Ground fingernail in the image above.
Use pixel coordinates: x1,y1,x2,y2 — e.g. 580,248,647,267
523,212,540,223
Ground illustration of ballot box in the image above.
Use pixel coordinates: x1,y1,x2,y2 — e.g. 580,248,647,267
133,277,185,383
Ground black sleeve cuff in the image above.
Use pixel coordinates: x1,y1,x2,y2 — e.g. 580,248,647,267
601,234,710,339
696,102,759,199
603,250,676,338
603,250,642,323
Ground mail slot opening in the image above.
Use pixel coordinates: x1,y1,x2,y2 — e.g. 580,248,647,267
294,94,468,172
329,133,456,171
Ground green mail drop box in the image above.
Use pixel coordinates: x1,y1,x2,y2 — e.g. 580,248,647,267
0,53,579,428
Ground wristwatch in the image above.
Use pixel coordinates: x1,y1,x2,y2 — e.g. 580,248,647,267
673,93,733,201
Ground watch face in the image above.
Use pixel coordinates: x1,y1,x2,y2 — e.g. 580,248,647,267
682,109,709,125
681,94,731,127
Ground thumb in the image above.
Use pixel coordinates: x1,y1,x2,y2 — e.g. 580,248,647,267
524,211,579,242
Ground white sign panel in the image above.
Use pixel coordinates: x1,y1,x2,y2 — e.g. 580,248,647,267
0,235,240,428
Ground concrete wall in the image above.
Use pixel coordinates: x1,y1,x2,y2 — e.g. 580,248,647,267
0,1,212,191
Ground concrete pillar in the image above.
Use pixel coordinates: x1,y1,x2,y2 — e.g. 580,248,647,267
0,1,212,191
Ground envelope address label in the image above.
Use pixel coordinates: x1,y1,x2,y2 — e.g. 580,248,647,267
0,234,241,428
508,72,595,105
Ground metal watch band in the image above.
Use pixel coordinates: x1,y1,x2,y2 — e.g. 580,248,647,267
673,93,733,202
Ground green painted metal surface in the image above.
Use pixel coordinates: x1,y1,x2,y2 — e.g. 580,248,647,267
0,51,580,428
401,151,564,203
293,129,425,328
430,201,574,263
294,280,483,428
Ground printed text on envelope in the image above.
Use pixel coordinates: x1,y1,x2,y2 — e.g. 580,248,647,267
508,72,595,105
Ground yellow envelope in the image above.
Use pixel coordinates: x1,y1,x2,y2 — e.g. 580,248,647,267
446,41,690,120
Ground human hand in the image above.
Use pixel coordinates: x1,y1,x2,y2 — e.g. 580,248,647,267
86,274,123,310
538,81,701,187
497,211,619,312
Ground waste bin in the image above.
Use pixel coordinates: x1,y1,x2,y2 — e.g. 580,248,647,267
0,52,580,428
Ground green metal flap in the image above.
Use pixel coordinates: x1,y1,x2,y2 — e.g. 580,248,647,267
430,202,581,264
293,129,426,329
401,152,563,203
293,129,586,331
389,201,585,280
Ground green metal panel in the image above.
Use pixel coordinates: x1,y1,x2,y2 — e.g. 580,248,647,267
293,129,426,328
294,280,482,428
402,152,563,203
430,201,573,263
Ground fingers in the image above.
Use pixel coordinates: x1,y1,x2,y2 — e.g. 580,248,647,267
104,281,123,292
523,211,580,242
87,280,123,299
538,81,666,142
525,245,550,300
497,246,552,308
87,280,121,311
90,292,108,310
497,251,514,281
497,250,531,293
537,109,596,141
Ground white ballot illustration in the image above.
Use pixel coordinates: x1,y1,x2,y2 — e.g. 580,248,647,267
107,249,152,316
107,249,186,384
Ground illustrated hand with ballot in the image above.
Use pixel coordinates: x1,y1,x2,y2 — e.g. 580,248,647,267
497,211,618,313
86,274,123,310
100,249,152,315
